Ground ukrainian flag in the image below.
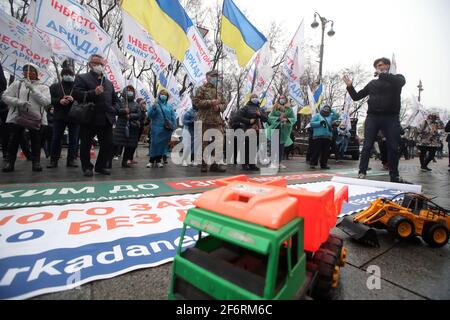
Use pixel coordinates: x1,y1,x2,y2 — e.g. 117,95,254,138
300,83,324,115
221,0,267,67
314,83,324,110
121,0,191,62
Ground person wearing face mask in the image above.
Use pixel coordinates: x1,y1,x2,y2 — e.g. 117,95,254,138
1,63,50,172
309,105,339,170
236,93,267,171
192,70,228,173
72,54,120,177
343,57,409,183
47,68,80,169
266,95,296,169
113,85,141,168
147,89,176,168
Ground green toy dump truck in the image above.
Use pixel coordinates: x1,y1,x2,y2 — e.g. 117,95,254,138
168,175,348,300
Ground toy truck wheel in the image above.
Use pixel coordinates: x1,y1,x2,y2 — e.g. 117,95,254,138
423,224,449,248
387,216,415,240
311,248,340,300
320,235,346,267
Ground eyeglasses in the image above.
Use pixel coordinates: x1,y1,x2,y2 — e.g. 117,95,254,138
90,62,104,66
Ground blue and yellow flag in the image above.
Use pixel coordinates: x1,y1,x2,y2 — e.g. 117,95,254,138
221,0,267,67
313,83,324,110
121,0,191,62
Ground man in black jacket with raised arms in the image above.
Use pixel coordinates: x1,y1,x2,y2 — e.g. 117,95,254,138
343,57,408,183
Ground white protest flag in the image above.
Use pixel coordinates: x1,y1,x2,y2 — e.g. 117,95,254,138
390,53,397,75
283,19,305,106
307,85,317,115
128,77,155,107
103,42,126,93
405,95,420,127
183,24,213,87
242,57,257,97
341,95,353,130
261,85,275,112
253,42,273,96
176,93,193,120
0,54,54,85
0,9,52,70
121,9,171,76
222,91,238,121
33,0,111,62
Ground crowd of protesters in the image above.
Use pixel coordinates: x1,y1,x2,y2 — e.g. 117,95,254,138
1,56,449,179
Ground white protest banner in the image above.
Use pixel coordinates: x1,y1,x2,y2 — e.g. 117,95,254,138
341,95,353,130
242,58,256,97
222,91,237,121
0,179,408,300
283,20,305,106
183,25,212,87
253,42,273,96
33,0,111,62
121,9,170,76
128,78,155,107
0,54,54,86
261,85,275,112
104,42,126,93
0,9,52,70
176,93,193,120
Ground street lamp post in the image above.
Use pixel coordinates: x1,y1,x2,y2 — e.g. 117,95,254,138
417,80,424,102
311,12,335,81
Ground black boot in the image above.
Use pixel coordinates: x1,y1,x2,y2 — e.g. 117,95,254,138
2,162,14,173
47,159,58,168
201,162,208,172
210,163,226,173
32,162,43,172
66,159,78,168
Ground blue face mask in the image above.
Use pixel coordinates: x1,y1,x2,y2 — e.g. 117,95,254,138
159,95,168,103
126,91,134,98
62,75,74,82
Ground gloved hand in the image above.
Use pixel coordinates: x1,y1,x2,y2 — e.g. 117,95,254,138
23,79,34,91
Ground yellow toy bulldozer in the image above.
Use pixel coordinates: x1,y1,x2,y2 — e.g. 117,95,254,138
340,193,450,248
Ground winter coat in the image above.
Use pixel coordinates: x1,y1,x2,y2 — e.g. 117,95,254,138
347,73,405,115
148,98,176,157
192,83,227,128
416,119,444,148
2,79,50,126
236,101,268,131
310,112,339,140
72,70,120,127
113,89,141,148
265,104,296,147
50,80,75,122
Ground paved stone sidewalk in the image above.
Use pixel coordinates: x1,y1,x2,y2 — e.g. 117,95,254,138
2,150,449,300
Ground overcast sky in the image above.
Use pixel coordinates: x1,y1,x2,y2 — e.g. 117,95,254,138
230,0,450,111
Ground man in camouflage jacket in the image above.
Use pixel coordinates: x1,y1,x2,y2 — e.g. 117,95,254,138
192,70,227,172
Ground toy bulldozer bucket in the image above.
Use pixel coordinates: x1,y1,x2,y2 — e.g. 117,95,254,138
339,216,380,248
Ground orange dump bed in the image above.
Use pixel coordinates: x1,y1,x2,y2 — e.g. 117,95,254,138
194,175,348,252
